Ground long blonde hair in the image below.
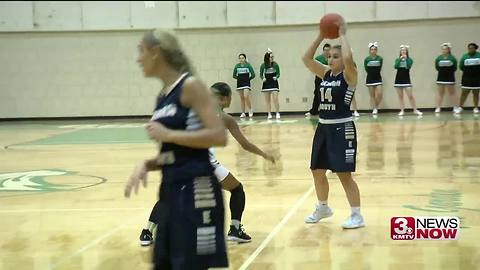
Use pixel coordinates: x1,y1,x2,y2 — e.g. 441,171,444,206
143,29,195,74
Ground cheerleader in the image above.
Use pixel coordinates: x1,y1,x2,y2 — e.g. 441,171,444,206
394,45,422,116
364,42,383,115
233,53,256,118
459,43,480,113
435,43,461,114
260,49,281,119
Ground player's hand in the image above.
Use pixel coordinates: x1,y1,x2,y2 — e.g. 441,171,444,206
124,160,148,198
263,78,267,82
146,121,171,143
273,77,277,81
264,153,276,164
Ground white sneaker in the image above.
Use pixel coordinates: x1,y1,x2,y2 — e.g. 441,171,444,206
248,111,253,118
414,109,423,116
474,107,479,114
305,112,311,117
398,110,405,116
435,107,441,113
453,107,463,114
240,113,246,118
372,108,378,115
342,214,365,229
267,113,272,119
305,205,333,223
276,112,281,119
353,111,360,117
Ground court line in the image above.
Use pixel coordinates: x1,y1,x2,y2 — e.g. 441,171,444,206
0,207,148,214
238,186,314,270
48,212,146,270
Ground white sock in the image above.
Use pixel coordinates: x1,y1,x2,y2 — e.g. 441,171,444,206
231,219,241,229
351,207,361,216
317,200,328,208
145,221,156,232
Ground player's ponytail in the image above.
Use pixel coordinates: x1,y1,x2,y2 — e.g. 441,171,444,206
143,29,195,75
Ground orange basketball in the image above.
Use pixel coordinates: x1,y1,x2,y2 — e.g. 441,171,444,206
319,13,344,39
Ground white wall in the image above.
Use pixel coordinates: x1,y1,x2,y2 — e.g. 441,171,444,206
1,2,480,118
1,1,479,31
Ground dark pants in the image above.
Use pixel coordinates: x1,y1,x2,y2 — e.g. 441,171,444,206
309,76,322,115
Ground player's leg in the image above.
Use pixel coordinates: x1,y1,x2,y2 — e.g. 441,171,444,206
272,91,280,119
473,89,479,113
368,86,376,112
405,87,422,115
337,172,364,229
435,84,445,113
238,90,246,117
375,84,383,110
396,87,405,115
264,92,272,119
459,89,470,108
306,124,333,223
446,84,461,113
220,173,251,243
244,89,253,117
139,200,162,246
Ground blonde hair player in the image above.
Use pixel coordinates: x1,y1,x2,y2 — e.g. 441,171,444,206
124,29,229,270
302,20,364,229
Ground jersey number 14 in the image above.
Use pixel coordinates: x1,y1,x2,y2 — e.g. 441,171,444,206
319,87,333,102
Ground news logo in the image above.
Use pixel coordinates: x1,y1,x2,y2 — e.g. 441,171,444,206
391,216,460,240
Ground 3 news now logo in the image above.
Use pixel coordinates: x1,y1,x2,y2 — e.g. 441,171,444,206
391,216,460,240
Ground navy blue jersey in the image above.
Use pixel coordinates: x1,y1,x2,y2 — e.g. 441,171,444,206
318,70,355,120
151,73,213,183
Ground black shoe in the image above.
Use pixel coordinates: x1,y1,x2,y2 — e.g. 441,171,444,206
227,225,252,243
139,229,153,246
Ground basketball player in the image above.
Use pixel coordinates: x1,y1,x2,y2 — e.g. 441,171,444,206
364,42,383,115
260,50,281,119
139,82,275,246
394,45,422,116
124,29,228,270
302,21,365,229
459,43,480,113
306,43,331,117
435,43,461,114
233,54,256,118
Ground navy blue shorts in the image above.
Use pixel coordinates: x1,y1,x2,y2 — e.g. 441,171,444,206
153,175,228,270
310,121,357,172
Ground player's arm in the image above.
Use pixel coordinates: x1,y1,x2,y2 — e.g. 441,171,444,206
222,113,275,163
338,22,357,87
248,63,256,80
233,64,238,79
302,33,329,79
146,77,227,148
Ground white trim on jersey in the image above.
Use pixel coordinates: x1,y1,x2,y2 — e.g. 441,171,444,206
461,86,480,89
436,81,455,85
318,116,354,124
366,82,383,86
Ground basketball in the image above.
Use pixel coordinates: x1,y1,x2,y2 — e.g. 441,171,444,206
319,13,344,39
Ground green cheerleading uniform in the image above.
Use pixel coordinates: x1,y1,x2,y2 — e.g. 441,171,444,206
260,62,280,92
435,54,457,84
233,63,255,90
394,57,413,87
459,51,480,89
364,55,383,86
